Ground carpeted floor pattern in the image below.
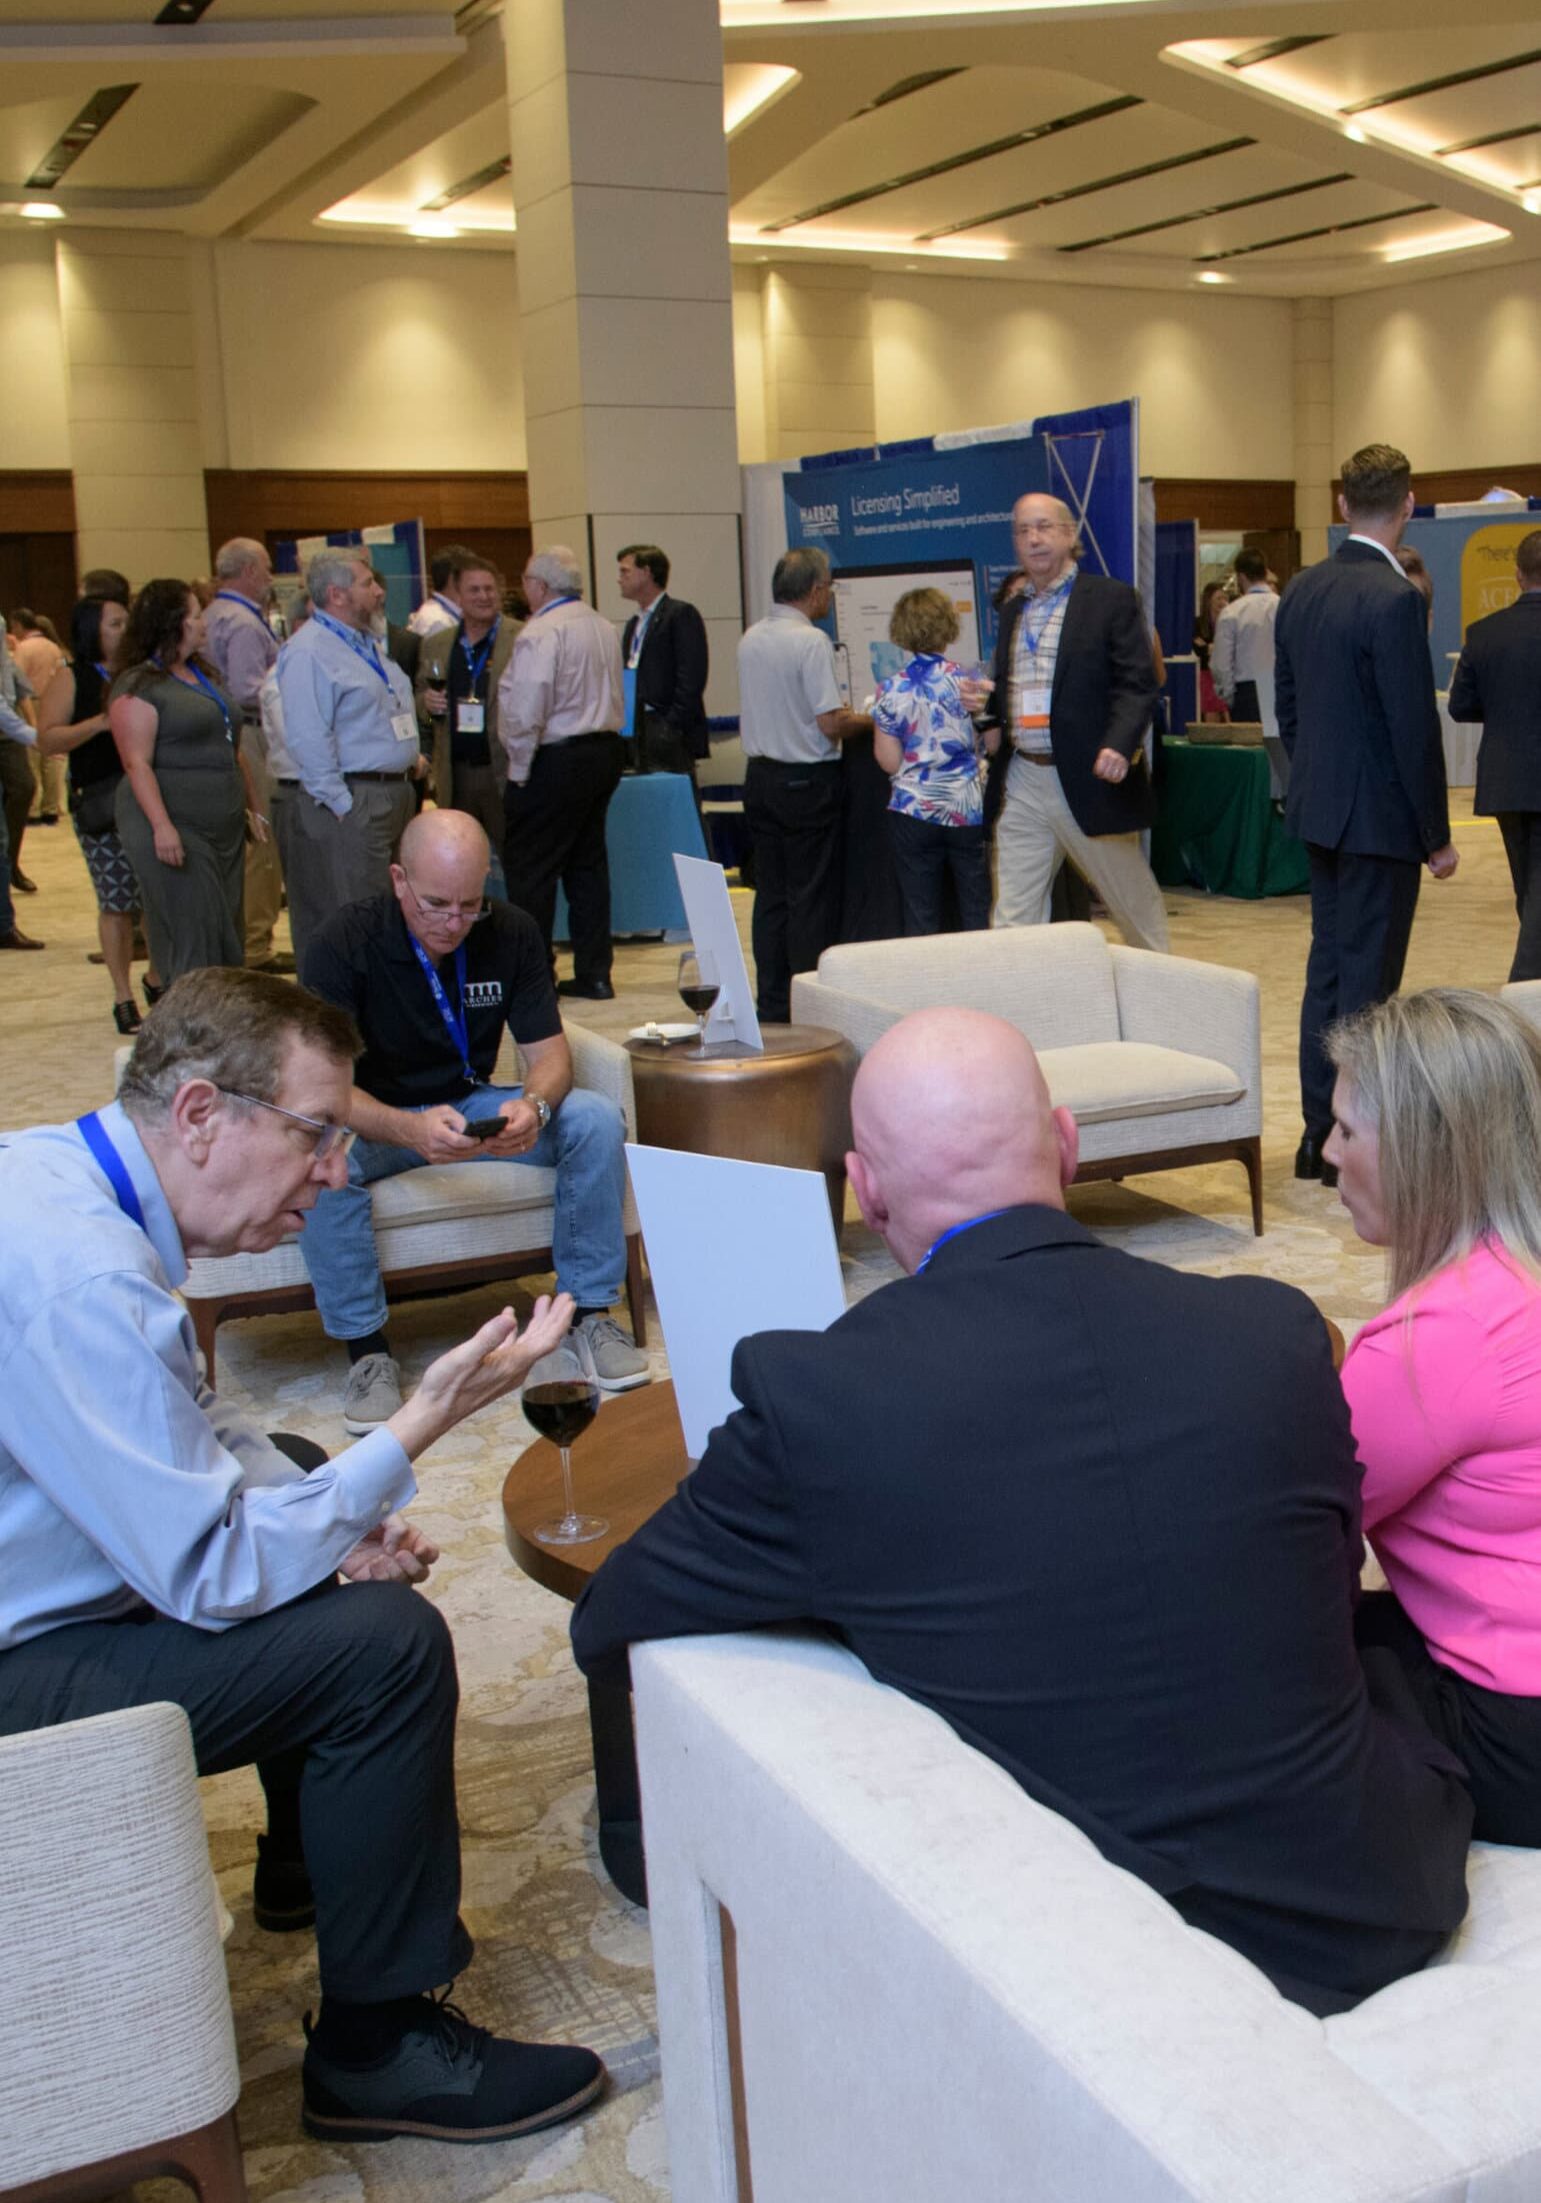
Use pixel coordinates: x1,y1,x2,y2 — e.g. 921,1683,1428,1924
0,789,1516,2201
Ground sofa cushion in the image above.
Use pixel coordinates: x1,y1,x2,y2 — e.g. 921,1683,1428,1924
1037,1042,1244,1125
814,924,1121,1052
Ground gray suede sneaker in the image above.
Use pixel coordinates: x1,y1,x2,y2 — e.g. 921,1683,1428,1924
343,1352,403,1434
576,1313,650,1393
301,1993,606,2145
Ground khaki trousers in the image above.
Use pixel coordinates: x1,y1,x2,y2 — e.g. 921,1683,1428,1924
241,716,284,961
994,750,1169,953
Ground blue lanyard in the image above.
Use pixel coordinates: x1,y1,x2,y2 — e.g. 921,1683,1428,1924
1020,573,1073,659
315,610,393,688
532,595,577,620
157,659,235,743
457,620,499,689
76,1111,147,1233
409,936,474,1082
917,1209,1008,1274
213,590,269,628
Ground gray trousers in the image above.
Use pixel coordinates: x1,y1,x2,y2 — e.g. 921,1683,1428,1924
273,778,415,967
994,751,1169,953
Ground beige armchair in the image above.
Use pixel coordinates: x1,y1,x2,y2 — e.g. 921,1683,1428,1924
0,1703,244,2203
792,924,1263,1232
180,1023,646,1381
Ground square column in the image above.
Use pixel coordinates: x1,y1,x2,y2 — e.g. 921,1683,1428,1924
1293,297,1334,568
506,0,742,708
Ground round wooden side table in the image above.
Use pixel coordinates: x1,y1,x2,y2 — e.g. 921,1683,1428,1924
624,1022,858,1231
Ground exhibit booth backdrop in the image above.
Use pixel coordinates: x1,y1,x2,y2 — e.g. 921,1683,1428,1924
1328,501,1541,679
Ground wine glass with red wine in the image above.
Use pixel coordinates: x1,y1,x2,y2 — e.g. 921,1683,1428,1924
678,947,719,1056
521,1323,606,1545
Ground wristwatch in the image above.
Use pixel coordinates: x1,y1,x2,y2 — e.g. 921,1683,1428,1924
529,1094,552,1133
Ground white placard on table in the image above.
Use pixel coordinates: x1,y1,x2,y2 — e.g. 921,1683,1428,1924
625,1144,846,1460
672,852,762,1052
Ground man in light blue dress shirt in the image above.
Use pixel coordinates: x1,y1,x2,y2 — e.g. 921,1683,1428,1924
0,967,606,2146
273,548,425,964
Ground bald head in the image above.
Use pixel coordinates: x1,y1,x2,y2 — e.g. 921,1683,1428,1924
392,809,492,956
847,1009,1077,1273
1012,494,1080,589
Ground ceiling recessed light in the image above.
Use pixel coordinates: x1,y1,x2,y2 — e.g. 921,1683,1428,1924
1524,189,1541,214
20,201,65,220
407,217,458,240
1196,268,1228,283
1343,123,1368,144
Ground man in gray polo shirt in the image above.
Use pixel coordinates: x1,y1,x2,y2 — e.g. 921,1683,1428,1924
737,546,873,1022
274,549,425,963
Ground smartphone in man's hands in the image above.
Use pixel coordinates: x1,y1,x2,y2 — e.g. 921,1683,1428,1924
461,1114,507,1142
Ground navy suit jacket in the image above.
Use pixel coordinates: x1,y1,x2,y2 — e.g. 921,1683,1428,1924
1448,590,1541,817
983,571,1158,838
572,1207,1472,2015
622,594,710,761
1275,540,1449,860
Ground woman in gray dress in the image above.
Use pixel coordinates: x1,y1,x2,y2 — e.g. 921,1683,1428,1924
109,578,256,984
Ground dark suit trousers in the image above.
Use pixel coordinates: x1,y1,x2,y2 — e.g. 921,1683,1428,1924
1497,813,1541,982
0,1572,471,2002
1300,844,1421,1136
1232,679,1261,724
744,756,842,1022
503,732,625,985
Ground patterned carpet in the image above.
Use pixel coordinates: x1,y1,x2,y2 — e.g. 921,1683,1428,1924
0,788,1516,2201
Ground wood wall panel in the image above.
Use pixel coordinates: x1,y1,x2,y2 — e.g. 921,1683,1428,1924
0,472,76,535
203,471,531,558
1153,480,1296,530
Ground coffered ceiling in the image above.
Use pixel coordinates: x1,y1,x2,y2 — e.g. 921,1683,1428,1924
2,0,1539,295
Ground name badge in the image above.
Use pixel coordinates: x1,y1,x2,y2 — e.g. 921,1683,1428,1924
456,699,486,734
391,711,418,748
1017,684,1052,729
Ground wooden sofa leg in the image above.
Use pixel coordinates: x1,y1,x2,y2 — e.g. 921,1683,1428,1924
188,1299,221,1385
1242,1136,1264,1237
174,2108,248,2203
625,1233,648,1349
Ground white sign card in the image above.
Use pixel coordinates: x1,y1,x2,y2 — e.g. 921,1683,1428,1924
625,1144,847,1461
672,852,762,1051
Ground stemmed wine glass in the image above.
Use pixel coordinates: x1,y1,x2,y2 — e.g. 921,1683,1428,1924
677,947,720,1057
521,1323,606,1545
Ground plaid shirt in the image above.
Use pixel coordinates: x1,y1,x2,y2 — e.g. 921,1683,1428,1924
1009,565,1077,756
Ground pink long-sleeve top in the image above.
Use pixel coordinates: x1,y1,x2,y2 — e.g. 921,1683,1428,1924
1342,1239,1541,1693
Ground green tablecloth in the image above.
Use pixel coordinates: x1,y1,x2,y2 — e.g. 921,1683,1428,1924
1151,739,1309,900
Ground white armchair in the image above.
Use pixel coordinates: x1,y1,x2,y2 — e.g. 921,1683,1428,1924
0,1703,244,2203
792,924,1263,1232
180,1023,645,1382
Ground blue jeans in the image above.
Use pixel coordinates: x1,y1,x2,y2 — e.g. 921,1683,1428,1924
299,1084,629,1342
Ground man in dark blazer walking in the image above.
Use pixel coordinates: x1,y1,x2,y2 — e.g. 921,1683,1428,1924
1448,528,1541,980
572,1008,1472,2015
1275,445,1457,1183
983,493,1166,950
616,544,709,776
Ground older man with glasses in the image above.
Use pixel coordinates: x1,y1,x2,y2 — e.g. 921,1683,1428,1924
0,963,608,2146
298,806,649,1432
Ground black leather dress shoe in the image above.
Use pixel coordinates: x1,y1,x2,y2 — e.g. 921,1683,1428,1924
0,926,44,950
557,977,615,1001
1294,1134,1338,1189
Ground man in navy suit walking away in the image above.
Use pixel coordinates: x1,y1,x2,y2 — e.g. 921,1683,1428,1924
1275,445,1457,1185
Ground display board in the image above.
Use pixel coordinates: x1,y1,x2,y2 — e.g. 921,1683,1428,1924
829,560,983,704
1329,505,1541,676
274,518,426,630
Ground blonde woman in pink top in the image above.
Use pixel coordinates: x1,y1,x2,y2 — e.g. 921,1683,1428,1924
1326,986,1541,1844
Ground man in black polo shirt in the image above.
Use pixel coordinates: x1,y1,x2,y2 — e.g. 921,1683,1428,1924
299,808,649,1431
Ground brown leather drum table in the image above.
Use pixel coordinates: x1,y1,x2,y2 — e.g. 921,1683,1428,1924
502,1381,692,1906
624,1023,858,1231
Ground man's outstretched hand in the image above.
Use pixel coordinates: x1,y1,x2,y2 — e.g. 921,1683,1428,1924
387,1294,576,1459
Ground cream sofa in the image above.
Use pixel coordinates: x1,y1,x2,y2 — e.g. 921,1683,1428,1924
634,1629,1541,2203
791,924,1263,1232
177,1024,645,1382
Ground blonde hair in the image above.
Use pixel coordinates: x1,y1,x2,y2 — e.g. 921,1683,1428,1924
1326,988,1541,1300
889,586,959,656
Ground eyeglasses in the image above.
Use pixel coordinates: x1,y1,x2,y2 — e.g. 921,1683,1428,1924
401,873,490,924
216,1087,358,1160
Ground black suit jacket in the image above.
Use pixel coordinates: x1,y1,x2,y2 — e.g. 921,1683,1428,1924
1448,590,1541,816
622,593,710,761
1275,540,1449,860
983,572,1158,838
572,1207,1471,2013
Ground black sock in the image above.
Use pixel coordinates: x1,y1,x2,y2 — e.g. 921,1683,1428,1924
572,1307,608,1322
313,1992,434,2063
347,1330,391,1364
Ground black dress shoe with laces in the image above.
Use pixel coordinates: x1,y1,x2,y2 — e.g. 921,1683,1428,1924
1294,1134,1338,1189
302,1991,606,2144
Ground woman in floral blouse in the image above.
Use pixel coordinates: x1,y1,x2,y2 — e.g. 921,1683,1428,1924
870,587,990,936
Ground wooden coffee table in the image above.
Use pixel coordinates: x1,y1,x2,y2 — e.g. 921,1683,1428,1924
502,1381,691,1905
